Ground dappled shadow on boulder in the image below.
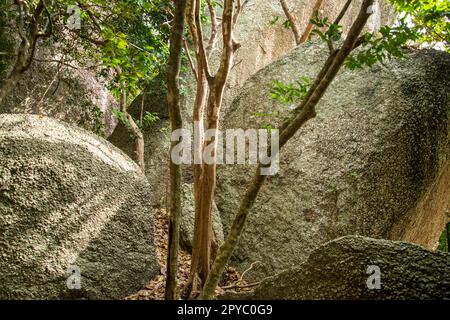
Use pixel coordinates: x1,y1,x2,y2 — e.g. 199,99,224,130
0,114,159,299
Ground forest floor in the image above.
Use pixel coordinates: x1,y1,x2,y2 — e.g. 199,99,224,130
126,208,249,300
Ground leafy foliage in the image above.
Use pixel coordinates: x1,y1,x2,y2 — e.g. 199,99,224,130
258,76,312,130
78,102,106,136
138,111,161,130
345,19,420,69
437,223,449,252
3,0,172,111
389,0,449,51
270,76,312,104
310,12,343,44
113,108,160,131
346,0,449,68
264,0,448,129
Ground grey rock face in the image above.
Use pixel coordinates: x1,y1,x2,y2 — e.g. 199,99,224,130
109,1,396,208
0,54,118,137
180,183,224,252
0,114,159,299
216,44,450,279
249,236,450,299
108,72,170,208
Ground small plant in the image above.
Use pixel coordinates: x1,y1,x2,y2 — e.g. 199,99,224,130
78,103,106,137
270,76,312,104
262,123,275,134
112,108,131,128
310,12,343,44
113,109,160,131
138,112,160,130
270,16,280,25
437,223,449,252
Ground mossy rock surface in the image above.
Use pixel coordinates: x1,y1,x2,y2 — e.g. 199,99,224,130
0,114,159,299
247,236,450,299
216,45,450,279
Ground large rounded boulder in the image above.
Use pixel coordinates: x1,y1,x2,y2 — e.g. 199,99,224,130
0,114,159,299
216,44,450,279
247,236,450,299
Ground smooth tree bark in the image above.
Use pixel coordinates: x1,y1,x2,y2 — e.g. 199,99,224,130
298,0,325,44
184,0,241,298
201,0,376,299
165,0,187,300
0,0,52,105
184,0,211,297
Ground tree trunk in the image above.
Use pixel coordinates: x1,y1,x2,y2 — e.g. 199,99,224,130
185,0,238,299
165,0,187,300
126,113,145,172
0,72,22,106
0,0,48,105
119,89,145,172
201,0,375,299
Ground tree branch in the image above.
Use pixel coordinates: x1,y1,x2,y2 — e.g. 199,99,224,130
333,0,353,25
221,281,261,290
165,0,187,300
215,0,237,88
298,0,324,44
233,0,243,26
77,1,103,32
279,0,302,45
201,0,375,300
205,0,218,57
14,0,28,44
183,38,198,80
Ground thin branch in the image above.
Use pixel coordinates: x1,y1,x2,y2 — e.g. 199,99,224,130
186,0,212,80
298,0,324,44
239,261,261,282
333,0,353,25
32,58,78,69
77,1,103,31
165,0,187,300
205,0,218,57
279,0,302,45
214,0,237,88
36,4,53,38
233,0,243,26
221,282,261,290
231,58,243,71
37,57,65,108
183,38,198,80
70,30,107,46
14,0,28,44
194,0,212,80
23,0,52,72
